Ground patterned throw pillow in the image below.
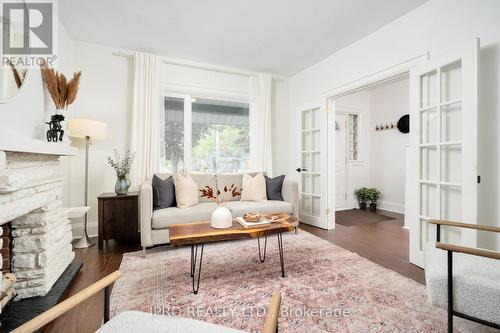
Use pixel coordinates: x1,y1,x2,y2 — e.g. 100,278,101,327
216,174,244,202
264,175,285,201
189,173,218,203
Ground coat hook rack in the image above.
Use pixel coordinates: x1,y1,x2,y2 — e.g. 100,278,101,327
375,121,397,131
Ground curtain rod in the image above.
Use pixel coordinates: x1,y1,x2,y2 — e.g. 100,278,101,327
113,50,287,81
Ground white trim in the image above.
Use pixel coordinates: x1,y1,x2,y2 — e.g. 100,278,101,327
377,200,405,214
72,221,98,239
323,53,428,99
114,49,287,81
163,83,249,103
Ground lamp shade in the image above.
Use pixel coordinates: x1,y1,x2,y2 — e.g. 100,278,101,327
68,118,107,141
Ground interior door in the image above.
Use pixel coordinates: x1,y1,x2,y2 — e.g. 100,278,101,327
335,114,347,209
408,39,479,267
298,106,329,229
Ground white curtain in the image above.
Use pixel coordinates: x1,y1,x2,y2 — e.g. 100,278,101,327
130,52,161,186
249,73,273,176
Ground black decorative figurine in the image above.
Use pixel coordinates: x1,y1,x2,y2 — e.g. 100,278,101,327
46,114,65,142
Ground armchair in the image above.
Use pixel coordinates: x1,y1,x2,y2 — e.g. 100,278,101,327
426,219,500,332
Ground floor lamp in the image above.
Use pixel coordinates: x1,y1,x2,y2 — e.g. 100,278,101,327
69,118,107,248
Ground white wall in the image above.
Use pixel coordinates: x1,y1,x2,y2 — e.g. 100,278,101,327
290,0,500,250
368,78,409,213
64,41,134,237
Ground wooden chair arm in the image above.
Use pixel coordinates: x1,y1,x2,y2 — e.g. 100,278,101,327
436,242,500,260
262,291,281,333
12,270,122,333
429,219,500,233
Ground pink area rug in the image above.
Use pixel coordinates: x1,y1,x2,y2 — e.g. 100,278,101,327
110,230,493,332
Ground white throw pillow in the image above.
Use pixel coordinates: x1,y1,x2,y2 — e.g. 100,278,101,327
241,173,267,202
173,173,199,208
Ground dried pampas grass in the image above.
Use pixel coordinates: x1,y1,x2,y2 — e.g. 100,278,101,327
42,66,82,110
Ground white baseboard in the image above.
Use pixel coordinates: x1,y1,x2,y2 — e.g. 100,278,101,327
71,220,98,239
377,200,405,214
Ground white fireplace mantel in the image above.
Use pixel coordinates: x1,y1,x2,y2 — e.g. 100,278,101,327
0,132,78,156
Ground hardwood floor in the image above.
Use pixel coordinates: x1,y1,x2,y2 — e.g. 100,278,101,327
43,209,424,333
300,209,425,285
42,240,141,333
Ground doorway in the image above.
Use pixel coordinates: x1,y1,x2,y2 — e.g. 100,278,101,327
333,77,409,218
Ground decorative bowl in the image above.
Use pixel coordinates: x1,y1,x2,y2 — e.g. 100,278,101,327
243,212,262,222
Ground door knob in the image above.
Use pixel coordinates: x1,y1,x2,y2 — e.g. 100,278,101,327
296,168,308,172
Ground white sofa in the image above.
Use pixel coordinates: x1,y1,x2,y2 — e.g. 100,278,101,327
139,172,300,249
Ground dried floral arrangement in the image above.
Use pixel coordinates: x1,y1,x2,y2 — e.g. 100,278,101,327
106,149,136,179
200,184,242,205
41,66,82,110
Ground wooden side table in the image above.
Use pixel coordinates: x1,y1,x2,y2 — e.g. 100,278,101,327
97,192,139,250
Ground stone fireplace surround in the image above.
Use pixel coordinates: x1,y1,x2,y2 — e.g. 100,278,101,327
0,146,77,300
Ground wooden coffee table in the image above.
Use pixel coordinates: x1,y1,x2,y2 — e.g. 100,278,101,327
169,215,296,294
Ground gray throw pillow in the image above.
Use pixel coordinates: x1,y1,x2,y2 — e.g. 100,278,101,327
264,175,285,201
152,175,176,209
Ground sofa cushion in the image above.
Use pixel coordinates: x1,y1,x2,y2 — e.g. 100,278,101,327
152,202,218,229
190,173,218,203
216,173,243,202
424,242,500,325
225,200,293,217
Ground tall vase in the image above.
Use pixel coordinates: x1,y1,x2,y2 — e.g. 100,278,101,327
115,177,130,195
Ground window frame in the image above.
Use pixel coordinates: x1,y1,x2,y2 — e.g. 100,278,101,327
162,88,250,173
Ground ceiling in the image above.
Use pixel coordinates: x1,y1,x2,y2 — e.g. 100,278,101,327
59,0,427,76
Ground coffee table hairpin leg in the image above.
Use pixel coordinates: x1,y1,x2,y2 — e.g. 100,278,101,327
257,236,268,262
257,233,285,277
277,232,285,277
190,243,204,294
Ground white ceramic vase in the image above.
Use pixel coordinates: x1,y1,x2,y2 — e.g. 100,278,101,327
211,206,233,229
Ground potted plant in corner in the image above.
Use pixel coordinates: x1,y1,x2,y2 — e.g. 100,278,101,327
366,188,382,212
354,187,368,210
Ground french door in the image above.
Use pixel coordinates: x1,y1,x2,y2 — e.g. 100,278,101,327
298,105,329,229
408,39,479,267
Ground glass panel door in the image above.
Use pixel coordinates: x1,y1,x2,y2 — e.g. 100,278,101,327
299,106,327,228
409,39,479,267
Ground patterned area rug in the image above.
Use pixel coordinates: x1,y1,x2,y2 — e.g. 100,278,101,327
110,231,493,332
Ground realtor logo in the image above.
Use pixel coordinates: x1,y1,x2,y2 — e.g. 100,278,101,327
2,1,53,55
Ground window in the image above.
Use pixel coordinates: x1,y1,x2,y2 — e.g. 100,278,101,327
161,95,250,173
162,96,185,171
347,114,359,161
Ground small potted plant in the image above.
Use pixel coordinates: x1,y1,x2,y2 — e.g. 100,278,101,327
366,188,382,212
354,187,368,210
106,149,135,195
